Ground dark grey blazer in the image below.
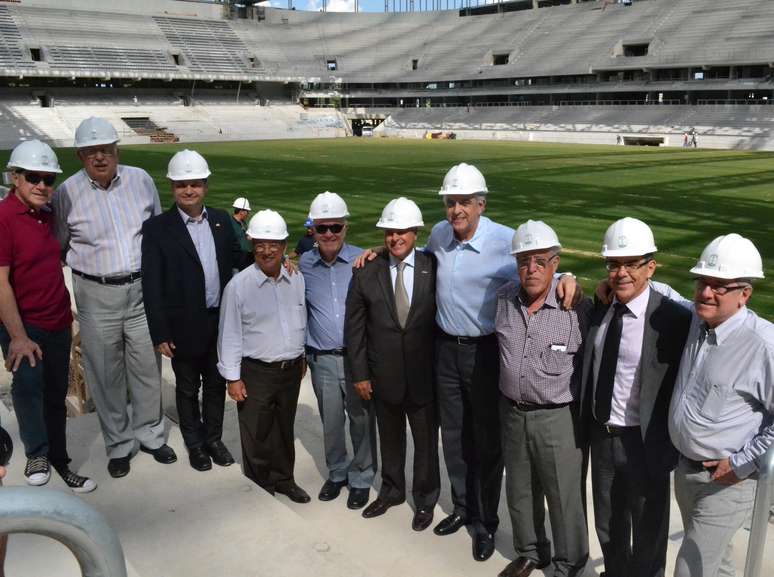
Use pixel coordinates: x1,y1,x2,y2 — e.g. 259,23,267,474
579,288,691,473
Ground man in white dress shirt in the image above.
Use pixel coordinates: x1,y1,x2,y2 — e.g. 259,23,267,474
217,209,310,504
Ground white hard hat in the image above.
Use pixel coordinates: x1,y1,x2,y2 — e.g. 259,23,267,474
246,209,289,240
601,217,657,257
438,162,488,196
6,140,62,174
690,234,764,280
74,117,119,148
512,220,561,255
167,149,211,181
308,191,349,220
232,197,251,211
376,197,424,230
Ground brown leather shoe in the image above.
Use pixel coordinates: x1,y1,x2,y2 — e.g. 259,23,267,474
498,557,538,577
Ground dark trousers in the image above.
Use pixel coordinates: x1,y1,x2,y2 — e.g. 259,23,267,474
170,314,226,449
374,397,440,510
0,324,71,467
590,423,670,577
238,357,303,492
436,334,503,533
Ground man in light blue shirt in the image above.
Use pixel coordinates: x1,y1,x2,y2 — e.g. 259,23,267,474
668,233,773,577
299,192,376,510
428,163,578,561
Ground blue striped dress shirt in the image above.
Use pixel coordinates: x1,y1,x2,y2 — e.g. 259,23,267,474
54,165,161,276
177,206,220,309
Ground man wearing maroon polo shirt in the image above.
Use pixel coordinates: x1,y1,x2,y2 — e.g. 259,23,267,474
0,140,95,493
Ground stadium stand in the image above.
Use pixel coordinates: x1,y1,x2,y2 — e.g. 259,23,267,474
1,0,774,149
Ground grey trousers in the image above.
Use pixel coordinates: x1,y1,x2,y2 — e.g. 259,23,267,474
73,276,165,459
500,397,588,577
307,351,376,489
674,457,756,577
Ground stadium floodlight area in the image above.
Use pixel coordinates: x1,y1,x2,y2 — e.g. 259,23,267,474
1,0,774,149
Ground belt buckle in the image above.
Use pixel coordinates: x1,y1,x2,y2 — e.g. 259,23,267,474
456,336,466,345
280,360,289,370
604,425,616,434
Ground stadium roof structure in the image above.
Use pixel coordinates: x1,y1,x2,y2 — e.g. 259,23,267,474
1,0,773,85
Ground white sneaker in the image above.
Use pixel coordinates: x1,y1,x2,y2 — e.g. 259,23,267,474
57,467,97,494
24,456,51,486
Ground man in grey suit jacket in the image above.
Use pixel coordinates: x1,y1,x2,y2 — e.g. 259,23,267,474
579,218,691,577
345,198,440,532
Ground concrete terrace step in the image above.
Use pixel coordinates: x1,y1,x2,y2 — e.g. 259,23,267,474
0,361,771,576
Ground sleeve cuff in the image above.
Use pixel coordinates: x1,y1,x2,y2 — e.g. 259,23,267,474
217,362,241,382
729,453,755,480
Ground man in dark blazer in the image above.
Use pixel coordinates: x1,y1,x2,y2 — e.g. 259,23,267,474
579,217,691,577
345,197,440,532
142,150,244,472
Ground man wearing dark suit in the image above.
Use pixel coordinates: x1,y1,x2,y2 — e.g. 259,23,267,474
579,217,691,577
142,150,243,472
345,197,440,531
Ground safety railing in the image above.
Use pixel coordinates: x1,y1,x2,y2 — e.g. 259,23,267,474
0,487,127,577
744,444,774,577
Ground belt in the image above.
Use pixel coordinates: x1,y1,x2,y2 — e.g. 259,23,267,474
596,422,639,436
508,400,569,412
438,330,495,345
72,269,142,285
680,455,712,470
306,346,347,357
243,355,304,371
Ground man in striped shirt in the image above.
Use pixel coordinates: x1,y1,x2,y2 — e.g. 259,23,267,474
54,117,175,479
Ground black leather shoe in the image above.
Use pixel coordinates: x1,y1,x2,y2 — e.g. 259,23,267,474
205,440,234,467
433,513,468,536
362,498,397,519
275,483,311,504
140,444,177,464
412,507,434,531
107,456,131,478
347,487,370,510
498,557,538,577
474,532,495,562
188,447,212,471
318,479,347,501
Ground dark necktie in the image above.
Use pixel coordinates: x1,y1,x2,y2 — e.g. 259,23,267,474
594,302,628,424
395,261,410,329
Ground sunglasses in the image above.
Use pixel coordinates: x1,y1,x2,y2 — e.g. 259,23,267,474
23,172,57,187
315,223,345,234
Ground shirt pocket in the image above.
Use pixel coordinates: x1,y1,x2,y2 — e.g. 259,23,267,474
694,372,730,420
539,347,575,376
288,304,306,333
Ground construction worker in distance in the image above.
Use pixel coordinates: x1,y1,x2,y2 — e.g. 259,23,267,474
669,234,772,577
230,197,252,270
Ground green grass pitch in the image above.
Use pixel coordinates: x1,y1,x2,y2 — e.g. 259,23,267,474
51,138,773,319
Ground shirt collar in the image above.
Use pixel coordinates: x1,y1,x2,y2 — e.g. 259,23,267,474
253,263,291,286
177,205,208,224
710,306,748,345
6,191,51,216
613,285,650,318
517,277,559,309
390,249,416,269
313,243,358,266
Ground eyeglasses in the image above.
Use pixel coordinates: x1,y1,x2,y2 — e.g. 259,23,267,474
314,223,345,234
516,253,558,270
22,172,57,187
694,278,749,296
253,241,284,254
605,259,651,273
80,145,117,159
